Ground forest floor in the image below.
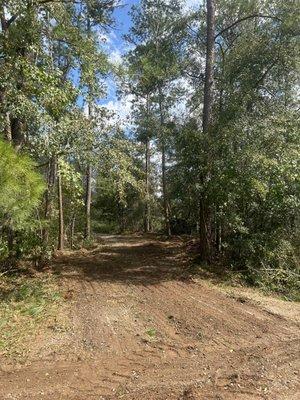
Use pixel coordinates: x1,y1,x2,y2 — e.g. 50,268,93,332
0,235,299,400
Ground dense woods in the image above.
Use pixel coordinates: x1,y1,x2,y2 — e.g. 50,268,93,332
0,0,299,295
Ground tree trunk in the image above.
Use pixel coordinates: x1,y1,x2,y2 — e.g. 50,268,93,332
202,0,216,134
144,93,151,233
216,218,222,253
57,164,64,251
84,164,92,240
118,199,126,234
42,157,56,245
84,95,93,240
199,0,216,262
70,213,76,249
83,18,93,241
158,87,171,236
10,117,25,151
144,136,151,233
162,141,171,237
199,197,211,261
0,9,12,143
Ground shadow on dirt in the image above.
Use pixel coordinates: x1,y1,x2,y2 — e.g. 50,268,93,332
52,235,190,286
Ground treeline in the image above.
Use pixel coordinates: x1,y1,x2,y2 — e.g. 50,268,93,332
0,0,142,265
120,0,300,292
0,0,299,294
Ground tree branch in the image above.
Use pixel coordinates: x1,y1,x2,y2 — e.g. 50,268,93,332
6,14,18,27
215,14,282,39
255,59,278,88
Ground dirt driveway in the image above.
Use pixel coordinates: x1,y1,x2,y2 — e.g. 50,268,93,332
0,235,299,399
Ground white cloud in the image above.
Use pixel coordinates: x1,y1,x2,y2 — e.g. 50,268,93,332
97,30,118,45
108,49,123,66
183,0,202,12
104,94,135,129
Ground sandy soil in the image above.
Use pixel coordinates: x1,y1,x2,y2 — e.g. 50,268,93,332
0,235,299,399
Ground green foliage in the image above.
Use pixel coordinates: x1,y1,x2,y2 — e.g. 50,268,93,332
94,128,145,232
156,0,299,293
0,140,45,262
0,0,119,258
146,328,156,338
58,158,84,210
0,140,45,230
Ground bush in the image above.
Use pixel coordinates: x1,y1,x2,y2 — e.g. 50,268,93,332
228,231,299,299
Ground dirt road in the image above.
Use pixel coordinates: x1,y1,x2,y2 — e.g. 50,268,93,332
0,235,299,399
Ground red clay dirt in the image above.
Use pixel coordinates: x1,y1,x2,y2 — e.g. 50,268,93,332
0,235,299,399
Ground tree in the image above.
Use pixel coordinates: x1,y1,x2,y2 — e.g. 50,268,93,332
93,124,144,233
198,0,216,261
0,140,45,264
175,0,300,286
0,0,118,255
126,0,186,235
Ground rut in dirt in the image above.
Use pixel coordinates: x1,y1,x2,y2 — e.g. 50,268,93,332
0,235,299,400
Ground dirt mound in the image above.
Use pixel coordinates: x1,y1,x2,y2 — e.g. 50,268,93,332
0,235,299,399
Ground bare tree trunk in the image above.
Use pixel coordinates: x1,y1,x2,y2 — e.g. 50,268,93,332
42,157,56,245
57,163,64,251
84,98,92,240
0,8,12,143
84,163,92,240
199,0,216,262
83,17,93,241
144,136,151,233
162,141,171,237
70,213,76,249
117,199,126,234
216,219,222,252
144,93,151,233
4,113,12,141
199,197,211,261
158,87,171,236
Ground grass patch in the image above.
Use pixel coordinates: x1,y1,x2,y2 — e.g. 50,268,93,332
0,273,62,358
146,328,157,338
189,260,300,302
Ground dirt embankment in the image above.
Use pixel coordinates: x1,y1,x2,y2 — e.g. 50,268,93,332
0,235,299,399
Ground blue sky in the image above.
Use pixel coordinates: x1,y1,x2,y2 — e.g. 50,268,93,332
113,0,139,45
101,0,138,105
76,1,138,111
94,0,139,126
